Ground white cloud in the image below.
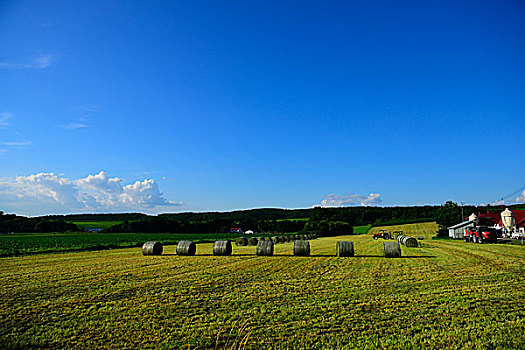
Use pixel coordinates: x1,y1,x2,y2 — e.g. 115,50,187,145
488,190,525,205
0,112,12,128
516,190,525,203
319,193,382,207
0,171,181,212
0,54,54,69
58,122,89,130
3,140,32,146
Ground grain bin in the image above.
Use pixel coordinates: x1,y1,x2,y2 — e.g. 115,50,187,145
256,241,274,256
383,242,401,258
501,208,516,232
177,241,196,256
294,240,310,256
336,241,354,257
142,241,163,256
213,240,232,256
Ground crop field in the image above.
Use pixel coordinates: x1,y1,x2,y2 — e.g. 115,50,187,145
70,221,123,229
369,222,439,236
0,232,245,257
353,224,372,234
0,222,524,349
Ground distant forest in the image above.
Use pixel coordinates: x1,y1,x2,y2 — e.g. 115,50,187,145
1,203,524,234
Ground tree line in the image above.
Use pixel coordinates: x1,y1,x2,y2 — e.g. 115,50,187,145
2,202,523,234
0,211,78,233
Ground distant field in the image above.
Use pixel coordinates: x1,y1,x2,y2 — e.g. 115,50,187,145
353,224,372,234
69,221,123,229
1,222,523,349
0,232,246,256
369,222,439,237
0,223,428,257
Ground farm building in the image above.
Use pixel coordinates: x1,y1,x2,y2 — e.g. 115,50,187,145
495,209,525,234
448,220,475,238
448,209,525,238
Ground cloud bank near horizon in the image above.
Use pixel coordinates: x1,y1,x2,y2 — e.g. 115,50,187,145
318,193,382,207
0,171,181,214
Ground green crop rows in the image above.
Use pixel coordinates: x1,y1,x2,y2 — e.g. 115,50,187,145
0,232,245,256
70,221,123,229
0,222,524,349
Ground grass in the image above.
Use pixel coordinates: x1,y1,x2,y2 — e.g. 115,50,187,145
353,224,372,234
0,232,246,257
0,222,524,349
368,222,439,238
69,221,123,229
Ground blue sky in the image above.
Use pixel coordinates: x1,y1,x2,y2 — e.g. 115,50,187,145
1,0,524,216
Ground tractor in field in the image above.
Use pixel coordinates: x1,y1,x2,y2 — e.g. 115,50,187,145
464,227,498,244
373,229,390,240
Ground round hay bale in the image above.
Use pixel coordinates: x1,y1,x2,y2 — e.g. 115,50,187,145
235,237,249,246
256,241,274,256
271,236,279,244
285,235,292,242
405,237,418,248
336,241,354,257
248,237,259,246
213,240,232,256
177,241,196,256
142,241,163,256
294,240,310,256
383,242,401,258
279,236,287,243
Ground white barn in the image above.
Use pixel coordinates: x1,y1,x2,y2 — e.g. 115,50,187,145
448,220,475,239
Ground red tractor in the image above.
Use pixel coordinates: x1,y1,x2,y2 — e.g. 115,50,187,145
373,229,390,240
464,227,498,244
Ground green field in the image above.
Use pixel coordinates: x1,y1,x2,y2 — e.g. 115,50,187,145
1,222,523,349
353,224,372,234
70,221,123,229
0,232,246,256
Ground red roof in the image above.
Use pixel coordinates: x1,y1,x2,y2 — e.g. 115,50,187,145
478,212,501,224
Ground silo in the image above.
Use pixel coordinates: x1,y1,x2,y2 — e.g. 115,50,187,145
501,208,515,232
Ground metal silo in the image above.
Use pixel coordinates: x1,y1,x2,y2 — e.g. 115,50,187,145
501,208,515,232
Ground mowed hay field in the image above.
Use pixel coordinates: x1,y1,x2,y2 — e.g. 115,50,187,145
1,223,524,349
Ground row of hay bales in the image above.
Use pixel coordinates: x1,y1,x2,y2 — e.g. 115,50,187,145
396,234,419,247
235,233,317,247
143,239,403,258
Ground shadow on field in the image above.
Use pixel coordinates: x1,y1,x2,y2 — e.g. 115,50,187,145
162,253,257,257
353,255,436,259
160,253,436,258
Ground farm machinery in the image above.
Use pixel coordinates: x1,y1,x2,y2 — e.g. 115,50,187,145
464,226,498,244
373,229,391,240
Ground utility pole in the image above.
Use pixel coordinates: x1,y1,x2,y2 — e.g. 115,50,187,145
461,202,464,220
